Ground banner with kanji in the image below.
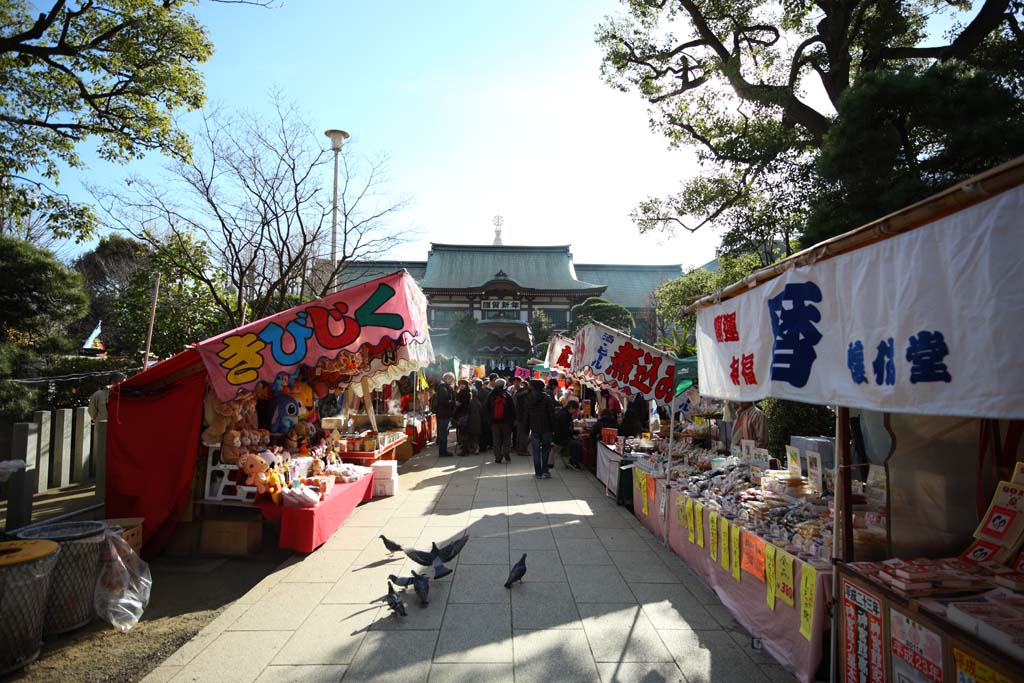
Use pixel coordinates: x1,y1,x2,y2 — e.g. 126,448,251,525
572,321,678,406
694,184,1024,419
545,334,575,376
196,271,433,401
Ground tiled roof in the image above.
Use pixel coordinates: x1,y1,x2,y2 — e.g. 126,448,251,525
573,263,682,309
417,243,605,292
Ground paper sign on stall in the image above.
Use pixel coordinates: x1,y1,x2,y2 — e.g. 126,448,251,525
741,532,766,581
953,646,1016,683
974,480,1024,548
752,448,771,471
709,512,719,561
647,475,657,502
720,519,730,571
890,608,943,683
765,544,777,609
685,498,696,543
776,551,795,607
806,451,823,495
800,564,817,641
695,503,705,547
786,445,802,479
731,525,742,581
676,494,687,527
741,439,755,464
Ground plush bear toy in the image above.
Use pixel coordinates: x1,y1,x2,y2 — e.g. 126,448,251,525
269,393,303,434
221,429,243,465
237,453,270,491
201,389,235,446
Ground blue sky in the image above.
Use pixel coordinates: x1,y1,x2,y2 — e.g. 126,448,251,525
62,1,717,268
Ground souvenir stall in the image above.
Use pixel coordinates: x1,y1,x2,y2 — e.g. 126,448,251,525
572,321,680,521
681,158,1024,682
544,334,603,469
106,271,433,556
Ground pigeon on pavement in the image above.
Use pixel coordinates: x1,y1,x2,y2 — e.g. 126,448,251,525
380,535,403,554
403,543,453,579
386,582,407,617
411,570,430,606
432,554,453,579
434,533,470,562
388,574,414,589
504,553,527,588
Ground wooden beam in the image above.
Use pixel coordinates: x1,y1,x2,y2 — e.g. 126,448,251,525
836,407,854,562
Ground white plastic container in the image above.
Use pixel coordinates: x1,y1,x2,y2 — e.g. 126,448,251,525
370,460,398,497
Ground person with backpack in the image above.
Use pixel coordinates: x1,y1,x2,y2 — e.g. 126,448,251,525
484,378,517,463
514,377,531,456
430,373,457,457
525,379,556,478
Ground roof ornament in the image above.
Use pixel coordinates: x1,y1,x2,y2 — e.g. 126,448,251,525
494,269,508,279
493,215,503,246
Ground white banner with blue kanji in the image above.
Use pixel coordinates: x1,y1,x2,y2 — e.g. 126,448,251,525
695,183,1024,419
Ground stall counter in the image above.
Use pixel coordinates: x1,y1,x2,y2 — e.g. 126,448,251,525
258,472,374,553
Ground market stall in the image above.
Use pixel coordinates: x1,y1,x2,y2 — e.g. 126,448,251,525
106,271,433,556
682,157,1024,682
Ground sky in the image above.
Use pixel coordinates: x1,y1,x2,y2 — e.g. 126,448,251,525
59,0,720,270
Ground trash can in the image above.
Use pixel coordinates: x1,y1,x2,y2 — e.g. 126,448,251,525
0,540,60,675
17,521,107,635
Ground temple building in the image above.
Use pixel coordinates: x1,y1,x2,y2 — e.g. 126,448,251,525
311,227,681,369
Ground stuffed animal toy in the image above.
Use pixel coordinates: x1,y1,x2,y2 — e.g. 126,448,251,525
201,389,235,446
269,393,304,434
283,427,299,452
264,470,284,505
257,429,271,448
221,429,243,465
237,452,270,488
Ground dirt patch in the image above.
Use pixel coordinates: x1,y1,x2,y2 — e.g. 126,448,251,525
6,548,291,683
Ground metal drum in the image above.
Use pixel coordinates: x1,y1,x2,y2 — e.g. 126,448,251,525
17,521,108,635
0,540,60,675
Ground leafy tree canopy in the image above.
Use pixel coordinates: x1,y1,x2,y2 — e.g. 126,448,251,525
0,0,217,242
0,234,87,342
530,310,555,348
599,0,1024,252
568,297,635,336
446,313,482,360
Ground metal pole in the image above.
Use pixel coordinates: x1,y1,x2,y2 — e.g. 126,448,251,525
330,147,340,290
142,273,161,369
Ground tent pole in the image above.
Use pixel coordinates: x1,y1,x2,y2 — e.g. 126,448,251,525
662,392,678,545
830,405,852,683
142,273,161,369
362,377,379,434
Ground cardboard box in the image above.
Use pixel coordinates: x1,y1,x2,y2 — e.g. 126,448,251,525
395,439,414,462
164,521,200,557
104,517,144,553
199,514,262,556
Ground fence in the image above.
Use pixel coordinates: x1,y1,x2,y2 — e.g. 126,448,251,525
2,407,107,531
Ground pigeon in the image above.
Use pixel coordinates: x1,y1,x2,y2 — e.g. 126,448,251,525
411,570,430,606
386,582,407,617
403,545,436,567
380,534,403,554
432,554,453,580
388,574,414,589
504,553,527,588
434,533,470,563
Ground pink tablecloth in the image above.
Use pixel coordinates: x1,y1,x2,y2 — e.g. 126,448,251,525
631,470,667,542
664,488,832,683
258,472,374,553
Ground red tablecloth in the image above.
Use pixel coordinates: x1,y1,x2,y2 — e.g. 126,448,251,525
664,489,832,683
258,472,374,553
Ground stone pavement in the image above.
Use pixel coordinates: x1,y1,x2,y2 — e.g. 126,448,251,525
144,445,797,683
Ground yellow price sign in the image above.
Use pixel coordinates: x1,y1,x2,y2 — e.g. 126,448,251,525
676,494,687,527
731,524,741,581
765,543,777,609
800,563,817,641
685,498,695,543
695,503,705,547
776,551,795,607
709,512,719,561
720,518,730,571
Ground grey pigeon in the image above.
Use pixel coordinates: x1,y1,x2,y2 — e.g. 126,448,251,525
504,553,527,588
435,533,470,562
432,554,453,580
386,582,407,617
411,570,430,606
388,574,413,589
403,545,436,567
380,535,403,554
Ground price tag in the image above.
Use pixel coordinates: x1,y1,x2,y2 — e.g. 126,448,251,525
709,512,719,561
741,439,755,464
731,524,742,582
676,494,687,527
776,551,795,607
806,450,822,495
765,543,777,609
695,503,705,547
685,498,695,543
800,563,817,641
720,518,730,571
786,445,801,479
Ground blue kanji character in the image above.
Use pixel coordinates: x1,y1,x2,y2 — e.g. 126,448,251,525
591,344,609,370
767,282,823,388
258,311,314,365
872,338,895,386
847,341,868,384
906,330,952,383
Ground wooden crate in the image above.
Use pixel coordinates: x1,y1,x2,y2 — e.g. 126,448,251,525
104,517,144,553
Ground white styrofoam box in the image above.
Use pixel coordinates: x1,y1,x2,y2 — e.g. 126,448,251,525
371,459,398,496
373,477,396,497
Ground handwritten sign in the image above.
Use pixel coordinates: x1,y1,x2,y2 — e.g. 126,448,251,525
709,512,719,562
514,366,531,380
786,445,801,479
776,551,795,607
765,544,777,609
685,498,695,543
807,450,823,495
695,503,705,547
800,563,817,641
676,494,687,527
640,475,649,516
741,532,766,581
720,518,731,571
842,579,884,683
731,524,742,581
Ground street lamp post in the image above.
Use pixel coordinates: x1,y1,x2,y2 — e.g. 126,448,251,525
324,129,350,291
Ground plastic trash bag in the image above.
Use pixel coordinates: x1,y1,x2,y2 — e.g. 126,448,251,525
94,530,152,632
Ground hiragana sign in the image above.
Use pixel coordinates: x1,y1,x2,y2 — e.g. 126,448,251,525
572,322,678,406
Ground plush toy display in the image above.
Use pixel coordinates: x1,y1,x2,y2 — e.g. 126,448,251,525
201,388,235,446
221,429,243,465
237,452,269,488
269,393,304,434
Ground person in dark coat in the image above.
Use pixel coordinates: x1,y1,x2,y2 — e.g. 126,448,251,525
431,372,457,457
514,377,531,456
454,380,480,456
476,378,492,452
554,400,583,470
484,378,517,463
525,379,555,478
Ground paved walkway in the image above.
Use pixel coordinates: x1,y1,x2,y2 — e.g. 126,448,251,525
145,445,796,683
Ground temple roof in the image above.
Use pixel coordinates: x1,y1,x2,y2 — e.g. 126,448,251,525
417,243,605,292
573,263,683,310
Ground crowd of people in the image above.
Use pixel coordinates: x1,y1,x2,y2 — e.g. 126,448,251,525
429,372,666,480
